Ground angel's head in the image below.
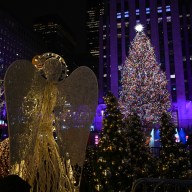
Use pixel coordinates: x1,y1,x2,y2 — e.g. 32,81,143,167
43,58,62,82
33,53,68,82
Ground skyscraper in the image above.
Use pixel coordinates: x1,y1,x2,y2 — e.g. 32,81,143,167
98,0,192,130
85,0,106,79
0,11,46,141
86,0,104,58
33,14,78,73
0,11,45,80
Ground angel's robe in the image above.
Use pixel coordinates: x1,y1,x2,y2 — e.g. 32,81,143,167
27,81,73,192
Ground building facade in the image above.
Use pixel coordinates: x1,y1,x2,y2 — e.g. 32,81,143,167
0,12,45,80
97,0,192,132
0,12,47,141
85,0,106,79
33,14,78,74
86,0,104,58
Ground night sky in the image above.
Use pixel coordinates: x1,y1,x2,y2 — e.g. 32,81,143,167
0,0,87,53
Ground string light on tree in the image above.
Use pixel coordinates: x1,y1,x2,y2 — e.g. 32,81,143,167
86,91,132,191
158,112,190,179
119,24,171,126
124,113,157,180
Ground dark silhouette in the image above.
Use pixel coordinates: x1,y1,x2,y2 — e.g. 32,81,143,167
0,174,31,192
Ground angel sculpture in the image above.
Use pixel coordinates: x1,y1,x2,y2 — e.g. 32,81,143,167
4,53,98,192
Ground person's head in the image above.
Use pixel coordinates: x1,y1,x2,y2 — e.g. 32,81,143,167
0,174,31,192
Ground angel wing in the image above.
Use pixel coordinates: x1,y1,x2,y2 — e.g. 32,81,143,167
55,66,98,185
4,60,46,173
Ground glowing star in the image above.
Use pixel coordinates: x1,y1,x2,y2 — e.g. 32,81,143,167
134,24,144,32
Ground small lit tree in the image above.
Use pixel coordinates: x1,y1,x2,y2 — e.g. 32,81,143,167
91,91,132,191
124,113,157,181
158,112,190,179
81,145,98,192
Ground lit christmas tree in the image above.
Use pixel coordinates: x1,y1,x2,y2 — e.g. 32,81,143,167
158,112,190,179
81,145,98,192
124,113,157,181
90,91,132,191
119,24,171,126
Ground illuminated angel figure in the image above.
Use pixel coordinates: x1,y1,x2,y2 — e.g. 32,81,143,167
4,53,98,192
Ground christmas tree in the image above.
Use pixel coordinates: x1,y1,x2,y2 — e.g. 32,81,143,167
158,112,190,179
119,24,171,126
124,113,157,181
80,145,96,192
90,91,132,191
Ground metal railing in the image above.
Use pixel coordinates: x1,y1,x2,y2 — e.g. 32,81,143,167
131,178,192,192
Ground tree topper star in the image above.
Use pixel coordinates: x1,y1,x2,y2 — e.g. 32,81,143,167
135,24,144,32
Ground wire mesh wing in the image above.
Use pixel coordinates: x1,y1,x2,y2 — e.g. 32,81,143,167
55,66,98,180
4,60,46,170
